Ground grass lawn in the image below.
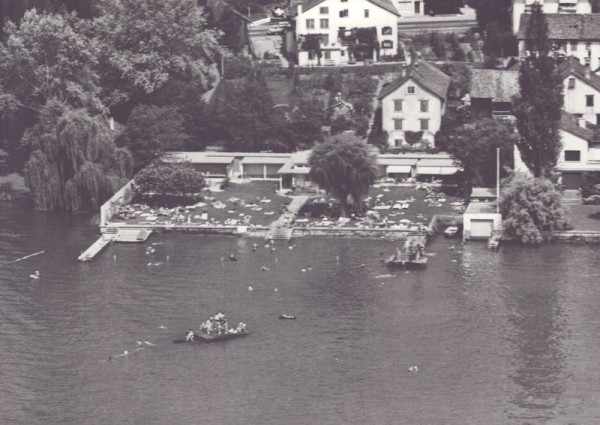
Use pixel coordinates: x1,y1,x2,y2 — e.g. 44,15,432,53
116,181,291,227
297,184,463,228
566,204,600,231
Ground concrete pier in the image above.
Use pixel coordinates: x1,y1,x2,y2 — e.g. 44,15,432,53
78,234,117,262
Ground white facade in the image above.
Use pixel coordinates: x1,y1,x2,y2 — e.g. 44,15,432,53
295,0,399,66
463,203,502,240
381,79,444,146
513,0,591,33
395,0,423,16
538,41,600,72
563,72,600,124
558,128,600,172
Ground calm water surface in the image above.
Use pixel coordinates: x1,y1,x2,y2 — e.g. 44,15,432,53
1,203,600,424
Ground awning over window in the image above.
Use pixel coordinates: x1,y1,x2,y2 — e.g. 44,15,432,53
417,166,459,175
386,165,412,174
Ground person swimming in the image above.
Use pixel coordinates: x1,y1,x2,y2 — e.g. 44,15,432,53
30,271,40,279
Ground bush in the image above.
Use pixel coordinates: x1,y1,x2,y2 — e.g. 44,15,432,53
405,131,423,145
500,173,570,244
223,55,253,79
134,163,205,197
581,171,600,197
583,194,600,205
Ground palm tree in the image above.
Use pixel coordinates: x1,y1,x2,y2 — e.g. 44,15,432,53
308,135,377,217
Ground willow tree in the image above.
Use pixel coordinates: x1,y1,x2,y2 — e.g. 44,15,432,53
23,101,132,211
309,135,377,217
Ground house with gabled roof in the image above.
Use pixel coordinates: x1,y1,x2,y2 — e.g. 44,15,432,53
512,0,591,34
378,60,451,147
292,0,399,66
559,56,600,125
517,13,600,71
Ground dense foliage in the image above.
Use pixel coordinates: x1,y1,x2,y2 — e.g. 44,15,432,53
500,173,570,244
134,163,205,197
513,5,563,178
445,118,517,191
309,135,377,217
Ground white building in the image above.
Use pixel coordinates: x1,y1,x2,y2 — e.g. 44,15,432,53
517,13,600,71
293,0,400,66
379,60,451,147
512,0,591,34
559,56,600,124
395,0,423,16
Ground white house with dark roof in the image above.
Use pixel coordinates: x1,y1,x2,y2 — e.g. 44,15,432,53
559,56,600,124
293,0,399,66
379,60,451,147
512,0,591,34
517,13,600,71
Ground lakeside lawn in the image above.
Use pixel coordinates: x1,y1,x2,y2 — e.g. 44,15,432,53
566,204,600,231
297,184,463,228
113,181,291,227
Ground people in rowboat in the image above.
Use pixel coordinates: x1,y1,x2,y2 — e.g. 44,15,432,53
185,329,195,342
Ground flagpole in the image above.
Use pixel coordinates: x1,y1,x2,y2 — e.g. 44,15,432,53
496,147,500,214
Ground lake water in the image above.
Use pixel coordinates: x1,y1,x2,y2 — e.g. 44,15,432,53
1,203,600,424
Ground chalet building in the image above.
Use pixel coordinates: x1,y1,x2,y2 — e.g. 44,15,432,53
559,56,600,124
512,0,591,34
293,0,399,66
556,112,600,189
517,13,600,71
379,60,450,147
470,69,520,119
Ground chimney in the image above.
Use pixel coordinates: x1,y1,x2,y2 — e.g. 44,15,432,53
296,2,302,16
585,67,591,79
578,116,587,128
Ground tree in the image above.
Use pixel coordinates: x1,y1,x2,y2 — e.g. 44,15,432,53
96,0,221,114
22,100,132,211
309,135,377,217
439,62,470,100
513,4,563,177
134,163,205,197
434,100,473,150
117,104,187,171
301,34,322,65
473,0,512,32
445,118,517,191
430,32,446,59
0,9,103,113
269,96,325,152
500,173,570,244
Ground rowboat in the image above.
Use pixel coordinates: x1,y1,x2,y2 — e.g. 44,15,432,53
173,331,249,344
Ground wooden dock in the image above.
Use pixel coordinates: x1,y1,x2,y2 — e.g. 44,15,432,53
78,234,117,262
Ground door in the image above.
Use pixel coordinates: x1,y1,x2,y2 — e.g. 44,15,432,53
470,219,493,239
562,172,583,190
415,1,421,14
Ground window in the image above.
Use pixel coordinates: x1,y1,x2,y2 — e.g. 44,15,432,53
564,150,581,162
568,77,575,89
394,139,402,146
575,113,583,118
587,95,594,107
320,6,328,14
306,19,314,29
339,9,348,17
324,51,331,59
420,99,429,112
341,0,347,2
320,19,329,29
381,40,393,49
341,50,345,56
364,9,369,17
308,51,314,60
586,42,592,51
420,119,429,131
585,57,591,66
407,86,415,94
394,119,403,130
597,114,600,125
320,34,329,45
382,26,392,35
394,99,403,111
571,41,578,51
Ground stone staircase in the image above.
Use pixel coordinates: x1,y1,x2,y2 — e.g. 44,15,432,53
562,189,582,204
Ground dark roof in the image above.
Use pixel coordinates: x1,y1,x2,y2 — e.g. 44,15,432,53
379,61,451,100
292,0,399,16
517,14,600,40
557,56,600,92
470,69,519,102
560,112,594,141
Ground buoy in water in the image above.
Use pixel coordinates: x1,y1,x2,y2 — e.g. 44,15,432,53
408,365,419,372
248,286,254,291
29,271,40,279
229,254,238,261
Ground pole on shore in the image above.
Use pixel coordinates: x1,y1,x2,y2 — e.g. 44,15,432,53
496,147,500,214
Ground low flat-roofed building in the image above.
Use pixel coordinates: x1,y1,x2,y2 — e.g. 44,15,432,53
470,187,498,202
162,152,236,177
463,202,502,240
